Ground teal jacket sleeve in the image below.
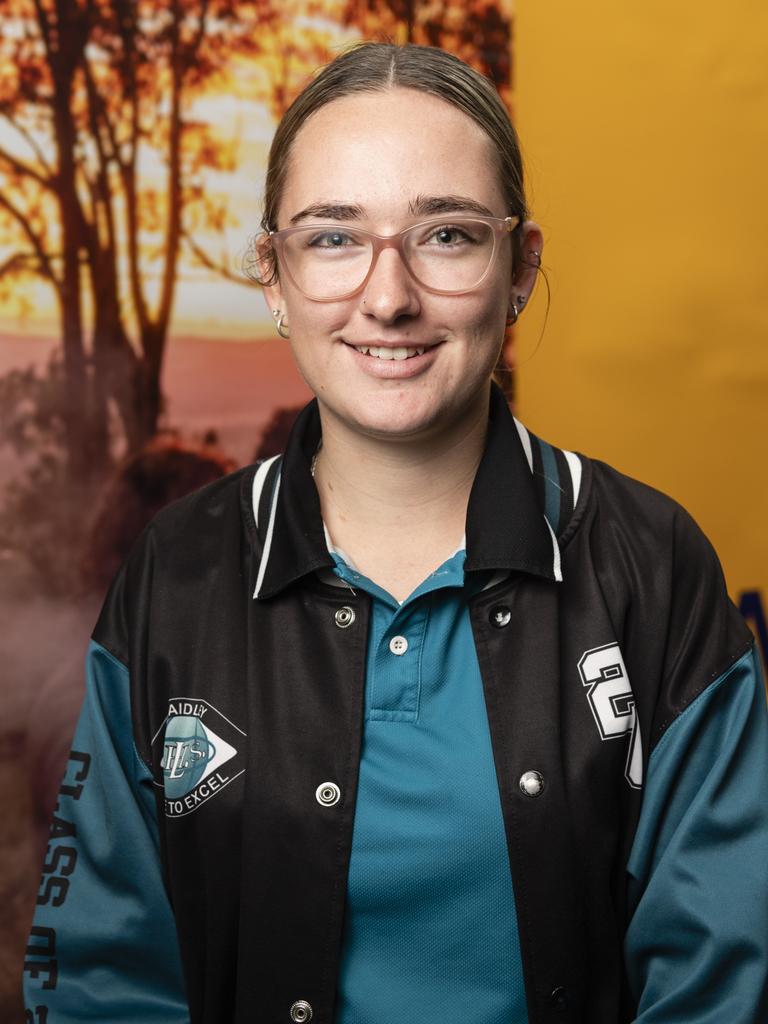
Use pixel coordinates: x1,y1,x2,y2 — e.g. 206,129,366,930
625,643,768,1022
23,640,190,1023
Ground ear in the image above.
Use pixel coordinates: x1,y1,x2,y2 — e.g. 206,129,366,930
252,232,286,319
509,220,544,318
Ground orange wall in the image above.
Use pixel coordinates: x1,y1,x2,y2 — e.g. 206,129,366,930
515,1,768,646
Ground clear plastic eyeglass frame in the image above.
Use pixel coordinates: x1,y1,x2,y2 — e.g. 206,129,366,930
265,214,521,302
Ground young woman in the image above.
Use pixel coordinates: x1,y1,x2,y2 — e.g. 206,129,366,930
24,42,768,1024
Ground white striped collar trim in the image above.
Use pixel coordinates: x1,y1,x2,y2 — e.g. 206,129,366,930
514,415,564,582
544,517,563,582
252,455,282,598
513,416,534,472
252,413,574,593
563,449,582,508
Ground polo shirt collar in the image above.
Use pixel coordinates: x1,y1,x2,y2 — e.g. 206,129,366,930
252,383,562,600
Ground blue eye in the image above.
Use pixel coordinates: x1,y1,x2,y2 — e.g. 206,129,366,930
309,230,354,248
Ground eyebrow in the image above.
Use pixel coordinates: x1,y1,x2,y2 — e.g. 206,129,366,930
411,194,497,218
289,202,365,225
287,193,497,226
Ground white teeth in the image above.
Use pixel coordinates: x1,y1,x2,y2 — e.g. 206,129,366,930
353,345,427,359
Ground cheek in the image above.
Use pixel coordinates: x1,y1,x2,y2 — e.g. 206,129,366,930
456,292,507,354
287,294,349,338
285,303,348,388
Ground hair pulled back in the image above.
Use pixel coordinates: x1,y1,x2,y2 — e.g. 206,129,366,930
251,41,530,286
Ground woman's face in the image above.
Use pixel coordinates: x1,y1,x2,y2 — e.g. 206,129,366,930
262,87,542,443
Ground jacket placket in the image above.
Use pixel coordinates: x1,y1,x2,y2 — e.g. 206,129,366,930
234,581,372,1024
470,574,588,1023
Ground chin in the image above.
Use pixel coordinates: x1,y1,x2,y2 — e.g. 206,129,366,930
339,390,462,442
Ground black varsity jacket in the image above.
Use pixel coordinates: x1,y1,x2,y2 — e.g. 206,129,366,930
25,383,768,1024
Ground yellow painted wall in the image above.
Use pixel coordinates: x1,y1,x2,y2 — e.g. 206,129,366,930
514,2,768,639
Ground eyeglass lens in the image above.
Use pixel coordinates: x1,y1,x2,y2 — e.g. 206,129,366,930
279,220,497,299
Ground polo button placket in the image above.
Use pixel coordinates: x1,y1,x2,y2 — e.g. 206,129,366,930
389,635,409,655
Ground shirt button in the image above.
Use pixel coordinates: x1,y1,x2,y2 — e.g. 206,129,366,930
315,782,340,807
489,605,511,628
519,770,545,797
334,606,355,628
290,1000,313,1022
389,635,409,655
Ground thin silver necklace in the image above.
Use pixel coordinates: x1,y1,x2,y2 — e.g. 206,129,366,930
310,440,322,479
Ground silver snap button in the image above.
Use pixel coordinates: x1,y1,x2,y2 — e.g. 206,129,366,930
550,985,569,1011
519,770,545,797
334,606,355,628
316,781,340,806
389,635,408,655
290,1000,313,1022
489,605,511,628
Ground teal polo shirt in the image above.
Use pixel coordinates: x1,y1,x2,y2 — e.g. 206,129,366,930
327,541,529,1023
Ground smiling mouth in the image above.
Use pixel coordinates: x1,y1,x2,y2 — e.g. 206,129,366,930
350,344,428,360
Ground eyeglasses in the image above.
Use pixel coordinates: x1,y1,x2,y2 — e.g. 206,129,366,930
266,214,520,302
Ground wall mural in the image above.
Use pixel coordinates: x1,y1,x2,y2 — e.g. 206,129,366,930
0,1,514,1017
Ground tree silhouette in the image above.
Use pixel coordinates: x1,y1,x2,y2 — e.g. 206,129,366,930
341,0,512,105
0,0,513,490
0,0,288,481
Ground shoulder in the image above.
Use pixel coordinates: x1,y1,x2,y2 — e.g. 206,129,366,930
146,462,256,537
563,450,753,744
517,420,697,557
577,453,708,559
568,446,744,625
91,463,259,664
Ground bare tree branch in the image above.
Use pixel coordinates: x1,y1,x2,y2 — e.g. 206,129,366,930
32,0,53,62
111,0,150,333
187,0,211,65
81,46,122,167
0,113,54,175
154,0,183,338
0,249,45,278
82,59,119,256
0,192,60,292
0,143,55,190
182,229,259,288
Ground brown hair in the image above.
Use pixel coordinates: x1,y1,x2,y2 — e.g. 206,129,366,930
248,40,532,287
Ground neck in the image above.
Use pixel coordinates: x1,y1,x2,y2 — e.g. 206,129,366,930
312,391,490,594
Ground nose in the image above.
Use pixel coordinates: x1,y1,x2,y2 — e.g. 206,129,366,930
359,244,421,324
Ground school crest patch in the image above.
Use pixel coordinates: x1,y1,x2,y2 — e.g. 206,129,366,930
152,699,246,817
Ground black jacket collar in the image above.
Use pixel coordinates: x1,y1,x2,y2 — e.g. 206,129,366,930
251,383,561,599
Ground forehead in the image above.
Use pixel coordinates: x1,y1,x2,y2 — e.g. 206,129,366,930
279,88,504,226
